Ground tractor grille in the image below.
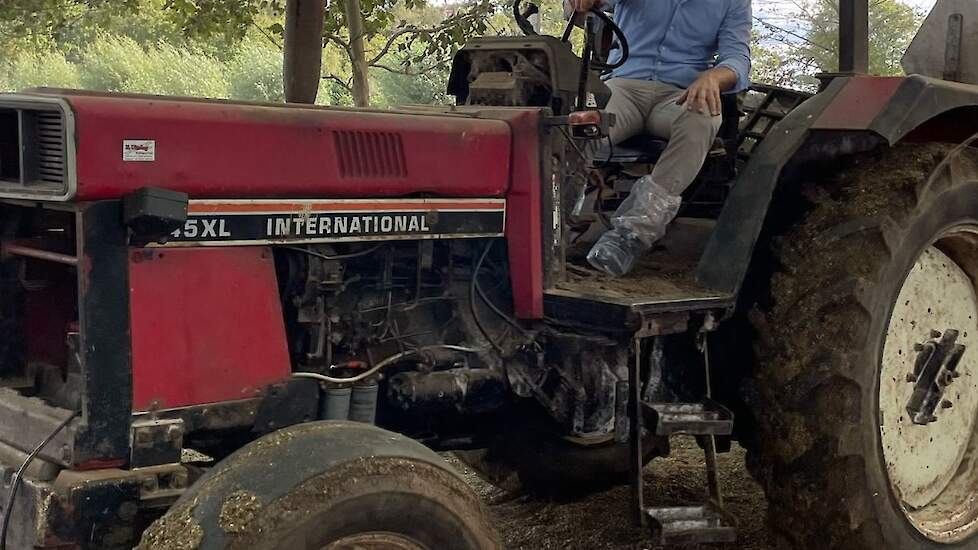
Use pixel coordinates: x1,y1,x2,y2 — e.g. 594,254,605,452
333,130,407,178
0,101,70,199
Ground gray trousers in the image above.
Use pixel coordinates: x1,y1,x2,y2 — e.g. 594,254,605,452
603,78,723,196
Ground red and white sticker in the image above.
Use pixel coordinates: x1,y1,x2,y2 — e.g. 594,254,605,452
123,139,156,162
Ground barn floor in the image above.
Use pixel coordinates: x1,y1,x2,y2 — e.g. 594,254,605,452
449,437,791,550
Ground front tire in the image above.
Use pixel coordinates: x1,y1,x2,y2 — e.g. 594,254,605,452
138,421,501,550
749,144,978,548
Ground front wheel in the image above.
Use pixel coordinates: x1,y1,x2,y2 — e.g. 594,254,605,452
749,144,978,548
138,421,501,550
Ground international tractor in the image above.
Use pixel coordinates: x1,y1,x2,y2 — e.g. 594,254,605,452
2,0,978,548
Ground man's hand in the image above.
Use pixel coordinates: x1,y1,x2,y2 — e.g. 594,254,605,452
567,0,600,12
676,67,737,116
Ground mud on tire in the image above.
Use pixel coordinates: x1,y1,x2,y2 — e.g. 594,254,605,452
748,143,978,549
138,421,501,550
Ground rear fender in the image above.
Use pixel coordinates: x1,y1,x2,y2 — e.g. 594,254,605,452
697,74,978,297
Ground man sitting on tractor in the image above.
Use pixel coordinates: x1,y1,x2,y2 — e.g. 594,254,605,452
568,0,752,276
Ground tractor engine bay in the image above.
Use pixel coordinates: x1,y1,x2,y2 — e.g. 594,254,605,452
275,239,635,443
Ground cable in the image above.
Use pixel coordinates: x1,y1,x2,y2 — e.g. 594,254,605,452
293,345,484,384
470,241,505,354
282,244,383,261
474,260,528,338
0,410,79,550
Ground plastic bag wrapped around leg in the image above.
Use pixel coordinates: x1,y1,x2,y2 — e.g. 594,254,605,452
587,176,681,276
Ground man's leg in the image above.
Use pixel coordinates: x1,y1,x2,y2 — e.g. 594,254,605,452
645,87,723,196
586,83,722,276
602,78,655,145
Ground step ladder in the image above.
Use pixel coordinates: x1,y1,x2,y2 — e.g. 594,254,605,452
736,84,811,163
628,334,737,546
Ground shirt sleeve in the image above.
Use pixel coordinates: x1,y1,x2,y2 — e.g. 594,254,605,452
715,0,752,92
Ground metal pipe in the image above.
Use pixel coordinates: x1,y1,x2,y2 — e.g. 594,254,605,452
629,336,645,526
1,243,78,266
838,0,869,74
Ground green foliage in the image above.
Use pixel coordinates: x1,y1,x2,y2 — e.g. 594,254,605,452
0,0,140,47
802,0,922,75
79,34,229,96
163,0,283,43
754,0,924,89
0,0,501,106
0,50,81,91
373,65,450,107
0,32,346,105
226,39,286,102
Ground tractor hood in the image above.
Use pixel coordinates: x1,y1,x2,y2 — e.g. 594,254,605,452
0,89,513,201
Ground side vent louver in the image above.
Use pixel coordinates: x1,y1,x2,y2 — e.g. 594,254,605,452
35,110,65,186
333,130,407,178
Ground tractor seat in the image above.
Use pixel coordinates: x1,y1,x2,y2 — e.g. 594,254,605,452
592,135,668,166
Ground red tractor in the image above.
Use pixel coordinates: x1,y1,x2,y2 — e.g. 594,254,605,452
2,1,978,548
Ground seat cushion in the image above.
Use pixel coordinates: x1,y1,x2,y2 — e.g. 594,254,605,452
592,135,668,166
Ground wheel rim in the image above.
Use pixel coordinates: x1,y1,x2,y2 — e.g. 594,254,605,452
322,532,428,550
880,227,978,543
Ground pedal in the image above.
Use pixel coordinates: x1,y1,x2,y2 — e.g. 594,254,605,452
646,504,737,545
642,398,733,436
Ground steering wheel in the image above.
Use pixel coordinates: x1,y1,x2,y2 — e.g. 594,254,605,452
512,0,629,70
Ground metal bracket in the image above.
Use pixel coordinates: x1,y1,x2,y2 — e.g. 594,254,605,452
130,418,183,468
944,13,964,82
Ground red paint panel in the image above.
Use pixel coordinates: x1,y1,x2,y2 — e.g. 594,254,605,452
188,199,505,214
813,76,905,130
499,110,544,319
61,93,511,200
128,246,291,411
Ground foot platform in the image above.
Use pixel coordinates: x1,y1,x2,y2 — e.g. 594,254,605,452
646,504,737,545
643,399,734,436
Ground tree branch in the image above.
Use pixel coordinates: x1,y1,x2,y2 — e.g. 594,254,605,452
367,12,481,66
322,74,353,93
253,22,282,50
371,61,449,76
753,15,834,52
325,33,352,56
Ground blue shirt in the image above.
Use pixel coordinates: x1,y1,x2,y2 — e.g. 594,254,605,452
604,0,752,92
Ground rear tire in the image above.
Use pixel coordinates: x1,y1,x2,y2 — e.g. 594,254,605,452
137,421,500,550
749,143,978,549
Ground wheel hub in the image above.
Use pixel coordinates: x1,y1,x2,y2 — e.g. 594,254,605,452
880,240,978,542
904,328,967,425
322,532,428,550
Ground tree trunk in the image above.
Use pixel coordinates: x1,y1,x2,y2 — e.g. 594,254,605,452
283,0,325,104
344,0,371,107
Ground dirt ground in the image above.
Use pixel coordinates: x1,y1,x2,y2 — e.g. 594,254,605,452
449,437,791,550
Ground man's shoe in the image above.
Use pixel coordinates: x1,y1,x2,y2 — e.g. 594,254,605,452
586,229,647,276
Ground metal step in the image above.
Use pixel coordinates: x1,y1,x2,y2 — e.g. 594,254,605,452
646,504,737,545
642,398,734,436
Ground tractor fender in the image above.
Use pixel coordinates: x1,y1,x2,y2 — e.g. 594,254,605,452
696,74,978,297
142,421,480,550
814,74,978,144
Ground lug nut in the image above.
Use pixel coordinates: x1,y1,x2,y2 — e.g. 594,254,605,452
942,400,953,409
